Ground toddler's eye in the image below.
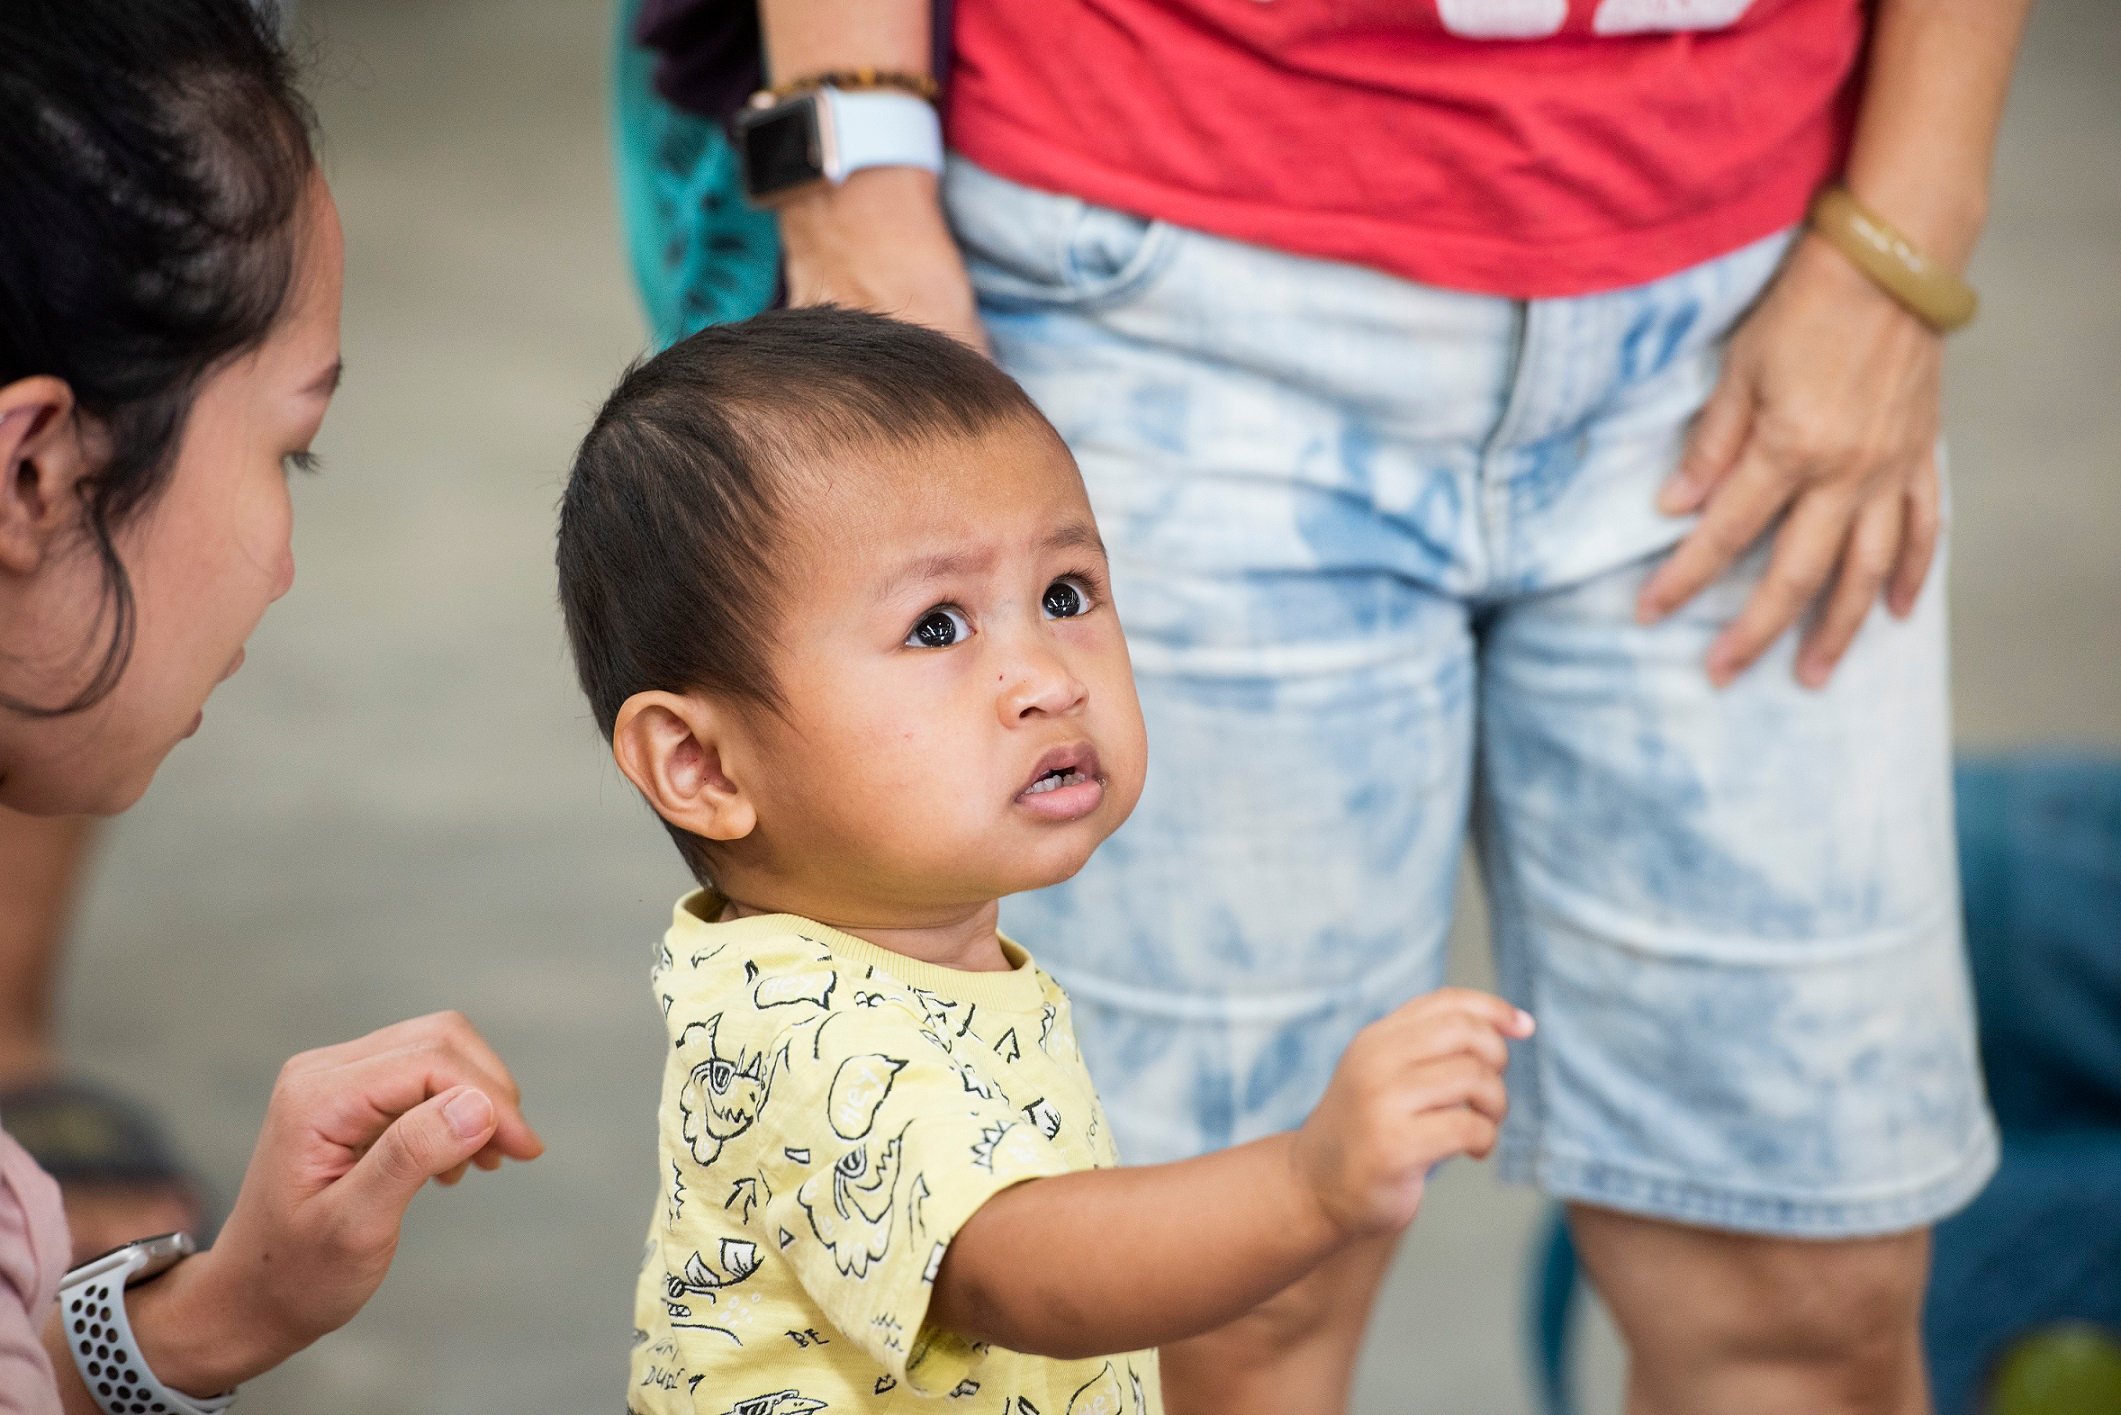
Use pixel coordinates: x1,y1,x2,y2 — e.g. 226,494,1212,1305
1043,577,1091,620
906,605,972,649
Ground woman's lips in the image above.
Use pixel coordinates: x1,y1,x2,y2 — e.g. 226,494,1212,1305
1016,744,1105,822
185,648,247,740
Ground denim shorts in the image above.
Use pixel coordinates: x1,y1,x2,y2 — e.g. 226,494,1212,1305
947,157,1997,1238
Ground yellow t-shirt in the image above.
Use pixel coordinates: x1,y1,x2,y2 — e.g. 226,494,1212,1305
630,891,1162,1415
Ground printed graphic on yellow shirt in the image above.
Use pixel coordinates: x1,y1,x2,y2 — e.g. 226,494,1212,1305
628,895,1162,1415
676,1014,776,1167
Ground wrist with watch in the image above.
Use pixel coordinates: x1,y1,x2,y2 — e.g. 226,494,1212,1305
733,71,942,204
58,1233,235,1415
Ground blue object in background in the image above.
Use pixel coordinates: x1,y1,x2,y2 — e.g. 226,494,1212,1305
1532,754,2121,1415
610,0,778,346
1532,1204,1583,1415
1955,756,2121,1134
1928,755,2121,1415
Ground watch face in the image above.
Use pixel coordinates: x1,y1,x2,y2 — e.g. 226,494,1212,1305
737,98,824,200
76,1230,192,1279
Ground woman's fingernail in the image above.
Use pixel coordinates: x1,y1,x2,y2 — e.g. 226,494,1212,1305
445,1087,494,1140
1656,478,1694,515
1515,1009,1537,1035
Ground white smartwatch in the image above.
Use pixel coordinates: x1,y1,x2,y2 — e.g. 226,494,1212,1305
733,85,943,203
57,1232,236,1415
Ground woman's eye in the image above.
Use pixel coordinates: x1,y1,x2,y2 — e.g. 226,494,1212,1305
281,450,320,477
906,606,972,649
1043,577,1090,620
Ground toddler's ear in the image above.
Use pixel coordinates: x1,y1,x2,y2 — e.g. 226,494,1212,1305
611,691,757,843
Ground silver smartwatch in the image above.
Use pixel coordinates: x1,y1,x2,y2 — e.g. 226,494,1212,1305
57,1232,236,1415
733,85,943,204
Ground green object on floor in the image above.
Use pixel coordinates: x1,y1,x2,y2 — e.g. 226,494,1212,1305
1986,1325,2121,1415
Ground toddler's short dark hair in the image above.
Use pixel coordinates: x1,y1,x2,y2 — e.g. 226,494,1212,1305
556,306,1045,880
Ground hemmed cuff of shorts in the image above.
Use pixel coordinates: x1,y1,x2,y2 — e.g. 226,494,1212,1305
1496,1120,2000,1239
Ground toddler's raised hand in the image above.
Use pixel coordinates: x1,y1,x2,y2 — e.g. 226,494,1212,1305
928,987,1532,1358
1290,988,1533,1240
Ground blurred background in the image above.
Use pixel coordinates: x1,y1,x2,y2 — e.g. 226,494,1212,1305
47,0,2119,1410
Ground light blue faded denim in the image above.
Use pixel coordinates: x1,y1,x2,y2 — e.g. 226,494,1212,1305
946,157,1997,1238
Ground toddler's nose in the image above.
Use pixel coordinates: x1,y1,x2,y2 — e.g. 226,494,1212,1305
998,644,1088,722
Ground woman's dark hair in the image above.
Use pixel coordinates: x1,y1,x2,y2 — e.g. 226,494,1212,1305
0,0,317,716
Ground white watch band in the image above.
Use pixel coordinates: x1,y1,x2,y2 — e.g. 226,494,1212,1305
58,1238,235,1415
817,86,943,184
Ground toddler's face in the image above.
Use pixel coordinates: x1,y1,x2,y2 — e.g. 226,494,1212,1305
734,417,1146,918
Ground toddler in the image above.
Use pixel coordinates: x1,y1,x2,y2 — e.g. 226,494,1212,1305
556,307,1532,1414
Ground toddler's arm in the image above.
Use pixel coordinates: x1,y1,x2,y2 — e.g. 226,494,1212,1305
927,988,1532,1358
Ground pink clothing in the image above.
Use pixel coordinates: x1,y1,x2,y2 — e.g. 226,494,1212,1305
0,1128,66,1414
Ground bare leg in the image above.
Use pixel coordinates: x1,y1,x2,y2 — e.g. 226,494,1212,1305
0,809,96,1084
1570,1203,1931,1415
1161,1232,1399,1415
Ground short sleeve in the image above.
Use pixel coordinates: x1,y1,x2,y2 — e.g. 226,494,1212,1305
758,1002,1074,1395
0,1130,66,1415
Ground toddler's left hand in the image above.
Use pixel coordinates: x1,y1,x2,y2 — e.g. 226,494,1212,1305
1289,988,1532,1241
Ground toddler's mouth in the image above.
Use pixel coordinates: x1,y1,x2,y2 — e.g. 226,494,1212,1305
1016,744,1105,822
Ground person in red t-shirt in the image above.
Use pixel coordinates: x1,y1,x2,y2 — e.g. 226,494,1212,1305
732,1,2029,1410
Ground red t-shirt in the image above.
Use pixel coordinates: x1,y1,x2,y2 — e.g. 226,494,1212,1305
946,0,1866,298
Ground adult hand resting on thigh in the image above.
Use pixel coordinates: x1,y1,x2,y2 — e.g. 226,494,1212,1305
1634,234,1944,690
64,1012,542,1404
1633,0,2027,693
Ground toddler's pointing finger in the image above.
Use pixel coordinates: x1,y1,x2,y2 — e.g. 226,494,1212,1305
1387,987,1535,1041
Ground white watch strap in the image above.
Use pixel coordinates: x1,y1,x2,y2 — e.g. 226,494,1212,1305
819,86,943,184
58,1245,235,1415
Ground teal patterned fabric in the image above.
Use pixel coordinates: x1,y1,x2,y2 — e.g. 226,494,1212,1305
610,0,778,345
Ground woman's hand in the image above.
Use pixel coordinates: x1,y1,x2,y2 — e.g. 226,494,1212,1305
777,167,988,352
117,1012,542,1397
1635,234,1946,689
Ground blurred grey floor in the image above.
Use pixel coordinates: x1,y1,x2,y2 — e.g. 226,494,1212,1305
59,1,2119,1411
